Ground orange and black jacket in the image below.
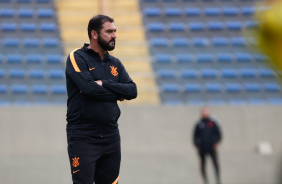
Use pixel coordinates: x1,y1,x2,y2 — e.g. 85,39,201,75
65,44,137,137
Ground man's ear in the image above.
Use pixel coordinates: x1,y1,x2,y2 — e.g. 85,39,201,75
91,30,98,40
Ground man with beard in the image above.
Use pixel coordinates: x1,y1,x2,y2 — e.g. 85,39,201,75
65,15,137,184
193,107,222,184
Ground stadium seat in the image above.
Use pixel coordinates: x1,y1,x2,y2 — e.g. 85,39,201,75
221,68,238,78
259,68,275,77
254,54,269,62
204,7,220,16
225,83,242,92
29,69,45,78
3,38,19,47
245,21,258,28
244,83,261,92
184,83,201,92
142,0,157,2
37,9,54,18
176,54,193,63
222,7,239,16
241,6,255,15
0,85,7,94
1,23,17,31
236,52,252,62
172,38,189,47
217,53,233,63
231,37,246,46
32,85,47,94
0,0,11,2
208,22,224,31
0,69,4,78
10,69,25,78
189,22,205,31
11,85,28,94
227,21,242,30
264,83,281,92
268,98,282,105
143,8,161,17
168,22,185,31
52,85,66,94
240,68,257,78
36,0,50,2
27,54,42,63
40,23,57,32
201,69,217,78
162,83,180,92
147,23,165,32
155,54,172,63
193,38,209,47
248,99,265,105
0,55,3,63
17,0,31,2
181,69,197,78
7,54,22,63
43,38,59,47
18,9,34,17
46,54,63,63
150,38,169,47
158,69,176,78
185,8,201,16
165,8,181,16
23,38,39,47
0,9,15,17
196,53,213,63
212,37,229,46
205,83,222,93
21,23,36,31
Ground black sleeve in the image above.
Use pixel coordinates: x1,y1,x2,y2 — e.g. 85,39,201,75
66,51,120,101
102,60,137,100
193,123,200,147
214,121,222,143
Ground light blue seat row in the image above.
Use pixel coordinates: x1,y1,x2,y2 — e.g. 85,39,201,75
1,22,57,31
1,38,60,47
0,0,50,2
0,84,66,94
1,69,65,78
0,54,63,63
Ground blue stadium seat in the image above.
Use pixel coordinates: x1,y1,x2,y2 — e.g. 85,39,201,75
23,38,39,47
176,54,193,63
10,69,25,78
212,37,229,46
150,38,169,47
205,83,222,93
208,22,224,31
0,0,11,2
36,0,50,2
52,85,66,94
32,85,47,94
227,21,242,30
46,54,63,63
236,52,252,62
217,53,233,62
241,6,255,15
222,7,239,16
43,38,59,47
0,85,7,94
185,8,201,16
181,69,197,78
225,83,242,92
18,9,34,17
193,38,209,47
240,68,257,78
268,98,282,105
147,23,165,32
0,55,2,63
49,69,64,79
204,7,220,16
142,0,157,2
172,38,189,47
0,69,5,78
158,69,176,78
162,83,180,92
264,83,280,92
0,9,15,17
245,20,258,28
244,83,261,92
11,85,28,94
27,54,42,63
189,22,205,31
248,99,265,105
17,0,31,2
196,53,213,63
4,38,19,47
155,54,172,63
37,9,54,18
221,68,238,78
254,54,269,62
231,37,246,46
29,69,44,78
184,83,201,92
143,8,161,16
201,69,217,78
259,68,275,77
40,23,57,31
168,22,185,31
21,23,36,31
7,54,22,63
165,8,181,16
1,23,17,31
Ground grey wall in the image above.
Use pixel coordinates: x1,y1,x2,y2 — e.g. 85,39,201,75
0,105,281,184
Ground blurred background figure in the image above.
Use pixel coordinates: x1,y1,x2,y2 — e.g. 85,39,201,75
193,107,222,184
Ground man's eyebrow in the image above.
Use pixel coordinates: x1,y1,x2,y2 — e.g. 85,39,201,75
106,28,117,32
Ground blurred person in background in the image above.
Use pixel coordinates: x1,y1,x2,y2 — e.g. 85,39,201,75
193,107,222,184
65,15,137,184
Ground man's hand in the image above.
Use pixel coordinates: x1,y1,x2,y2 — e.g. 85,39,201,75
94,80,103,86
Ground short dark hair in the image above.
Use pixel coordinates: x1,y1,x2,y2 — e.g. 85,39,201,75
87,15,114,40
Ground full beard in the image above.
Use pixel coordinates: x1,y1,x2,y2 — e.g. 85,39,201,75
98,35,115,51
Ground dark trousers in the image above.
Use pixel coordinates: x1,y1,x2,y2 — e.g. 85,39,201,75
67,133,121,184
198,148,220,184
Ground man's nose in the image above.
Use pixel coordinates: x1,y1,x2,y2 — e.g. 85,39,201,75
112,32,117,39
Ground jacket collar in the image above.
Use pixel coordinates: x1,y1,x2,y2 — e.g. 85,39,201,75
83,43,110,61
